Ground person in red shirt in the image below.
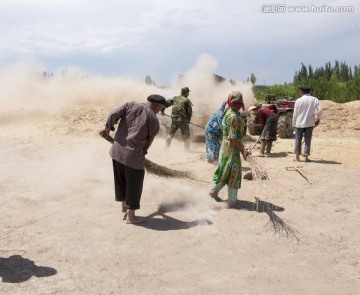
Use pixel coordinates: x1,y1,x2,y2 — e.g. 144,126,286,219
248,103,278,155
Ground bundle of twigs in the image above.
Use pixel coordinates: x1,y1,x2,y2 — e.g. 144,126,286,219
143,158,191,179
99,130,193,180
246,155,268,180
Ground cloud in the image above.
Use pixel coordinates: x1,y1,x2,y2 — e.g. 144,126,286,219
1,23,144,56
0,0,359,85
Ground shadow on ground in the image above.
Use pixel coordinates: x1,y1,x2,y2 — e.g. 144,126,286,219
306,159,342,165
0,255,57,283
267,152,289,158
217,198,300,242
136,200,213,231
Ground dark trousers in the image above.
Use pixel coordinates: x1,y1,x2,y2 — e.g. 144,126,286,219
260,115,277,141
166,121,190,148
112,160,145,210
294,127,314,156
260,140,273,154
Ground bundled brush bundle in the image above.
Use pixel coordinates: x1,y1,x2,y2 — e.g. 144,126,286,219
246,155,268,180
99,130,192,180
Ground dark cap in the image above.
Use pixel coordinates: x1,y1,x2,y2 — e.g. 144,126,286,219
299,85,311,92
181,87,190,93
147,94,166,105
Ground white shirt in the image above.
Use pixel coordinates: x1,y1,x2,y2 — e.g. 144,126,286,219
292,94,323,128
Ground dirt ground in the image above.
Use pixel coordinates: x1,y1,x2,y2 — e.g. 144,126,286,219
1,100,359,295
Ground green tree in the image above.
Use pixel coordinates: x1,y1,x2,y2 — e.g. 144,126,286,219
308,65,314,78
325,62,332,80
329,72,343,102
250,73,257,85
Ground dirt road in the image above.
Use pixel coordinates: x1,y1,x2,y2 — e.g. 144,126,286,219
1,100,359,294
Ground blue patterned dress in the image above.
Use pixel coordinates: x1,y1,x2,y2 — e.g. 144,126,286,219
205,101,227,161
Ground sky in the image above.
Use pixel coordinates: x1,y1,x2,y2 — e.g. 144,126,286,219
0,0,359,86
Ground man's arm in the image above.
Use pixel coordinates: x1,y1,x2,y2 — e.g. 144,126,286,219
292,101,298,128
160,98,174,115
104,103,128,134
186,99,193,122
143,123,160,154
315,98,323,125
257,109,266,128
269,104,278,115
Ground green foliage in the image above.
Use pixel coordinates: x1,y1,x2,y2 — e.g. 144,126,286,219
250,73,257,85
254,83,297,101
246,73,257,85
292,61,360,102
252,61,359,103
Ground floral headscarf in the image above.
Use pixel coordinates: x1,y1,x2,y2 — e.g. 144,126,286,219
226,91,244,110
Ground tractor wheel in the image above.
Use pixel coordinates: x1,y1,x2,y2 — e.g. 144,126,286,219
247,114,262,136
241,114,248,135
277,112,293,138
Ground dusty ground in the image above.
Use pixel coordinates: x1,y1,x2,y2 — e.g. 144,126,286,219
1,100,360,295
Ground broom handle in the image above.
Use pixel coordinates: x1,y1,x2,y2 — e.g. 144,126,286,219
248,135,261,154
99,130,114,144
162,114,205,129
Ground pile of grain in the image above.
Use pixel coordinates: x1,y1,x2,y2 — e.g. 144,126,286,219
317,100,360,134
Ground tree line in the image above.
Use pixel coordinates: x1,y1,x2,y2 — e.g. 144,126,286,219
254,61,360,103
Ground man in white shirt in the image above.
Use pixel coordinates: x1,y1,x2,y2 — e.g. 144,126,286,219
292,86,323,162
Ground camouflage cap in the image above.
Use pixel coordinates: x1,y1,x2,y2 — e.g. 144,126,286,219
181,87,190,93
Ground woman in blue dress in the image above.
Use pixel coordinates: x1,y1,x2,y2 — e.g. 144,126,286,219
205,101,227,164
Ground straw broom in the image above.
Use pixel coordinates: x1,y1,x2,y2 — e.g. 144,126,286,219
246,155,268,180
99,130,192,179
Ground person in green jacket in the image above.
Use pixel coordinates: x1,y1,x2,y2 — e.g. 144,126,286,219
161,87,193,149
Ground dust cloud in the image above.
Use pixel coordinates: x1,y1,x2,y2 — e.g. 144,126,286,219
0,55,255,114
0,55,254,220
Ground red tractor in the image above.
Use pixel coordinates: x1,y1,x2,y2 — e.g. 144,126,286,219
247,94,295,138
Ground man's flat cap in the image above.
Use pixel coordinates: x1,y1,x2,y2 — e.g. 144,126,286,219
299,85,312,92
147,94,166,105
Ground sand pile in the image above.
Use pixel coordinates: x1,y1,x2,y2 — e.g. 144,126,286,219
317,100,360,134
39,99,360,140
47,105,109,136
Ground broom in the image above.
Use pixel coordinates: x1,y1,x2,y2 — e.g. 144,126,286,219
99,130,192,179
246,155,268,180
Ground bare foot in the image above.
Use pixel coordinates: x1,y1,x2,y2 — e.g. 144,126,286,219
121,201,127,213
126,217,146,224
209,190,222,202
